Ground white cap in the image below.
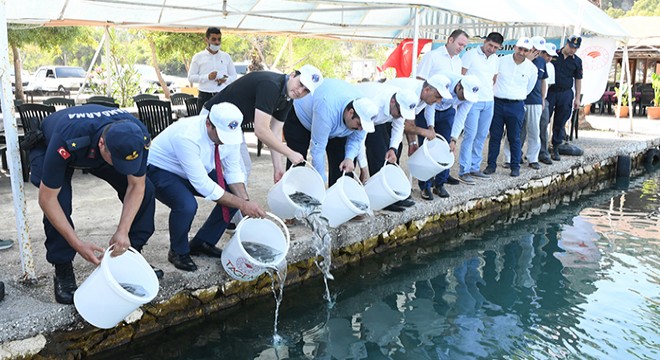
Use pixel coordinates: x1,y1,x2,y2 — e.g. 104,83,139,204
460,75,481,103
516,36,532,50
394,89,418,119
544,42,557,55
353,98,378,133
208,103,244,145
531,36,546,50
426,74,453,100
298,64,323,94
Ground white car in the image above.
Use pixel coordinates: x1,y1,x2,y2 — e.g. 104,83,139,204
26,66,87,94
133,64,176,94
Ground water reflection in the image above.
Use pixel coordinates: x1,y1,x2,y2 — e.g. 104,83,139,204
93,173,660,360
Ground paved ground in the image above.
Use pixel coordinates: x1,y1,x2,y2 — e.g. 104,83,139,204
1,113,659,348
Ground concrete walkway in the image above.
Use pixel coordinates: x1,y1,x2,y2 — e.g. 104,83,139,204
1,113,659,357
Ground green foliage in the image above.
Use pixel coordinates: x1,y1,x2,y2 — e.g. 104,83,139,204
606,7,627,17
651,72,660,106
614,84,630,106
627,0,660,16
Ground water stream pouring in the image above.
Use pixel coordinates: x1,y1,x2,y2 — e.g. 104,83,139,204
221,212,290,282
73,246,159,329
407,134,454,181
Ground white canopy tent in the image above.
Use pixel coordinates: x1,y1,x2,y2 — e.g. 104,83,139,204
0,0,628,281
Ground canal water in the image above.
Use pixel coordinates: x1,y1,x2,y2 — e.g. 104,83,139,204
94,172,660,360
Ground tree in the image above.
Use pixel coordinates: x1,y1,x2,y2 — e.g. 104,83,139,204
627,0,660,15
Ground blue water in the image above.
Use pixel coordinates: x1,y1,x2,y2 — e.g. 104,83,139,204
95,173,660,360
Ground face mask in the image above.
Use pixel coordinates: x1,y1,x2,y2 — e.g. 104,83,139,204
208,44,220,52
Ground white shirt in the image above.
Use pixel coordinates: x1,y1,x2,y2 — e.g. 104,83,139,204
188,49,237,93
355,82,407,168
385,77,433,123
545,61,556,88
417,45,462,110
461,46,499,101
147,116,245,202
493,54,538,101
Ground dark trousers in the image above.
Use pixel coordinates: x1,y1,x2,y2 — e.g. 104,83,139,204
197,91,218,111
539,99,551,160
487,99,525,171
546,88,574,147
147,165,237,255
365,122,392,176
29,147,155,265
414,107,455,190
283,109,350,186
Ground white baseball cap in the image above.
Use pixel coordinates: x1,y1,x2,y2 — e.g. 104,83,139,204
426,74,453,100
353,98,378,133
298,64,323,94
394,89,418,119
516,36,533,50
531,36,546,50
208,102,244,145
544,42,558,55
460,75,481,103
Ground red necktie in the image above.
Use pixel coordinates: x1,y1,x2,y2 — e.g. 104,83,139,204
214,145,232,223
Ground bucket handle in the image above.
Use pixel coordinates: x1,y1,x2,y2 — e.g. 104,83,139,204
239,212,291,248
341,170,364,187
105,244,139,258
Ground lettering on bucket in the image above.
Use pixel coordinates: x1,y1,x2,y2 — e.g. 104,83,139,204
224,257,261,280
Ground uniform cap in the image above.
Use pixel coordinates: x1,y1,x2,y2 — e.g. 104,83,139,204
353,98,378,133
516,36,533,50
426,74,453,100
105,120,149,175
460,75,481,103
567,35,582,49
394,89,418,119
208,102,244,145
298,64,324,95
531,36,546,50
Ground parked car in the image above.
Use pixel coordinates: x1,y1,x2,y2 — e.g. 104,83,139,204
26,66,87,94
10,68,30,93
134,64,176,94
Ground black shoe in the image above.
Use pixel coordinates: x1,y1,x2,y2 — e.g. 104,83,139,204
421,187,434,200
189,241,223,258
510,168,520,177
529,162,541,170
539,157,553,165
54,263,77,305
383,204,406,212
433,184,450,198
395,197,415,207
0,281,5,302
151,265,164,279
483,166,496,175
226,222,237,233
551,147,561,161
503,162,510,169
446,175,460,185
168,251,198,272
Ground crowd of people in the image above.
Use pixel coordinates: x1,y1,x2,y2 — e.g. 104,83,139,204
18,27,583,304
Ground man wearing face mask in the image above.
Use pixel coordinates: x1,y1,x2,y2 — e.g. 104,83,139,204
188,27,238,110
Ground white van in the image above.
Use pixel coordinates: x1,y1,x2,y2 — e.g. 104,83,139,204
27,66,87,94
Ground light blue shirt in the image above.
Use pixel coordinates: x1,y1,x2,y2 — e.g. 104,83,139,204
293,78,366,181
423,72,474,137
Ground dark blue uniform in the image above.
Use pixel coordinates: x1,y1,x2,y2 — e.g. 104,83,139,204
547,50,583,148
29,105,155,265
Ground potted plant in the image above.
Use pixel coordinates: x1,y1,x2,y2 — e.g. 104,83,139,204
614,84,629,118
647,73,660,120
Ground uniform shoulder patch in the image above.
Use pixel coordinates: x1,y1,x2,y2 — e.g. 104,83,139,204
57,147,71,160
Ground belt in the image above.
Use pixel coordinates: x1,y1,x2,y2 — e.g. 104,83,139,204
494,97,524,103
198,90,219,96
548,86,571,92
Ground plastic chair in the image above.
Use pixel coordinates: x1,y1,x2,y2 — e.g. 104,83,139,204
184,97,200,117
133,94,159,104
15,103,56,181
86,96,117,105
637,88,655,116
170,93,193,106
136,99,173,138
43,97,75,108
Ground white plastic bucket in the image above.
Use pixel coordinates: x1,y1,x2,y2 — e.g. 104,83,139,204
221,212,290,282
364,163,411,210
267,164,326,219
321,175,371,228
73,247,159,329
407,135,454,181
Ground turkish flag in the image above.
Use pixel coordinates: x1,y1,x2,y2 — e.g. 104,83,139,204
57,147,71,160
379,38,432,78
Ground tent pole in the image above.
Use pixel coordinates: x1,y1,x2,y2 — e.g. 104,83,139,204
76,30,107,103
105,26,112,98
411,7,419,79
0,0,37,282
623,45,633,132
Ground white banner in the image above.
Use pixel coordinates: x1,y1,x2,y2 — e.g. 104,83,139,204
576,37,617,105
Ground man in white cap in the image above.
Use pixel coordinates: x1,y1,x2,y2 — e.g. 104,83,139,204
284,78,378,186
484,36,538,177
503,35,549,171
147,103,267,272
202,64,323,184
417,72,480,197
355,82,419,211
538,42,558,165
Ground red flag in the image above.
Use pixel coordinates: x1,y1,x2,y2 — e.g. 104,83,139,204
380,38,432,78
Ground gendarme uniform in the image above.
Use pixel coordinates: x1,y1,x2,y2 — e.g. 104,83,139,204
29,105,155,265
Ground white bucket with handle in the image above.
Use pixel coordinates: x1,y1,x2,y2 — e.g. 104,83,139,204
364,163,411,211
74,246,159,329
221,212,290,281
321,174,371,228
407,134,454,181
267,163,326,219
